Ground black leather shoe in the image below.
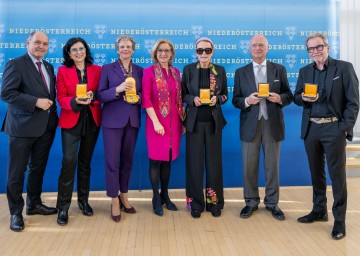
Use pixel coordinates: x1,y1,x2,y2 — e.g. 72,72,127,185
57,210,69,226
191,209,201,219
26,203,58,215
297,211,328,223
10,214,24,232
331,221,346,240
211,208,221,217
266,206,285,220
331,230,346,240
78,202,94,216
240,206,258,219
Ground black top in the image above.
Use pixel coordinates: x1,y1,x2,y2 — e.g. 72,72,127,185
310,60,332,118
196,68,213,123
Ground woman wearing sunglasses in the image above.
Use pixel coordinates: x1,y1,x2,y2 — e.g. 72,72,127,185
142,39,184,216
182,37,228,219
56,37,102,225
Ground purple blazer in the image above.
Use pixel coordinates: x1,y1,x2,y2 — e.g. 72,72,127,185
97,61,143,128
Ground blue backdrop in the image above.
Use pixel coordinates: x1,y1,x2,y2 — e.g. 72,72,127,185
0,0,340,193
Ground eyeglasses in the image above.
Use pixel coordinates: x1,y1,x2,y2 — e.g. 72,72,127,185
70,47,86,53
196,48,213,54
250,43,266,49
307,44,327,53
157,49,172,54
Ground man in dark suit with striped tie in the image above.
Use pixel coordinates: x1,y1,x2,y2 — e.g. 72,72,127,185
1,31,59,232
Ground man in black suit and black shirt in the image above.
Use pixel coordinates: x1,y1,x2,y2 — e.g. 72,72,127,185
294,32,359,240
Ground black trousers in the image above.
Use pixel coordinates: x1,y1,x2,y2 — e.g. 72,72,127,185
6,121,57,215
304,121,347,222
186,122,224,212
56,128,100,210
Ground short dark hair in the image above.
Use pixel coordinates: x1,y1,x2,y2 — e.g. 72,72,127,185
62,37,94,67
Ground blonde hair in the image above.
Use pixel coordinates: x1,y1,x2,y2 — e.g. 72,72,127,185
151,39,175,64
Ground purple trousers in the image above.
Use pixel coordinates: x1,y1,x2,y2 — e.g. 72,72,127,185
103,124,139,198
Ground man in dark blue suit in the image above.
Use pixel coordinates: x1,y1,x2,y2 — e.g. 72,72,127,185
232,35,293,221
294,32,359,240
1,31,59,232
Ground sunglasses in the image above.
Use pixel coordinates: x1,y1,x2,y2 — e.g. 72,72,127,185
196,48,213,54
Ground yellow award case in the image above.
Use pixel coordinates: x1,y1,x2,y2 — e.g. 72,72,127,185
125,77,139,104
257,83,269,98
303,83,318,98
200,89,211,104
76,84,89,100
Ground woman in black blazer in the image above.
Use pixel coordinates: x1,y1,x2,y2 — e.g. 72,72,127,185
182,37,228,219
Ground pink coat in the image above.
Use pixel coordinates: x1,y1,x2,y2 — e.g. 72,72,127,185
142,66,183,161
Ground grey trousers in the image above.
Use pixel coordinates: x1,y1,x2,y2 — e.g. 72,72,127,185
241,118,280,208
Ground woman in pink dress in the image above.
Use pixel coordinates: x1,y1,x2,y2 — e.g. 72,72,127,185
142,39,184,216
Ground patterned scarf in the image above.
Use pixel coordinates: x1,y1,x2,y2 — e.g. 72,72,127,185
118,58,133,78
197,62,218,97
196,62,227,104
154,63,184,120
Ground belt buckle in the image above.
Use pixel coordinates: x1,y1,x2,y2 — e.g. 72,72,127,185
319,118,326,124
316,118,323,123
310,117,338,124
310,117,322,124
323,117,330,123
325,117,338,123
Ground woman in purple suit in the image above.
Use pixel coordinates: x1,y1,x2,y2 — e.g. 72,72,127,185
98,35,143,223
142,39,184,216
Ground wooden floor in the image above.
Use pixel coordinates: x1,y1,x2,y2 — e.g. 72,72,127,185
1,179,360,256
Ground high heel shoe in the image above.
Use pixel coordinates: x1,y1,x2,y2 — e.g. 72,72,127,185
161,199,178,211
152,196,164,216
111,205,121,223
118,195,136,214
153,208,164,216
160,193,178,211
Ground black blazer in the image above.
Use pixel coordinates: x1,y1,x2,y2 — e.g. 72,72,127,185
294,57,359,141
232,61,293,142
1,53,58,137
182,62,228,134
